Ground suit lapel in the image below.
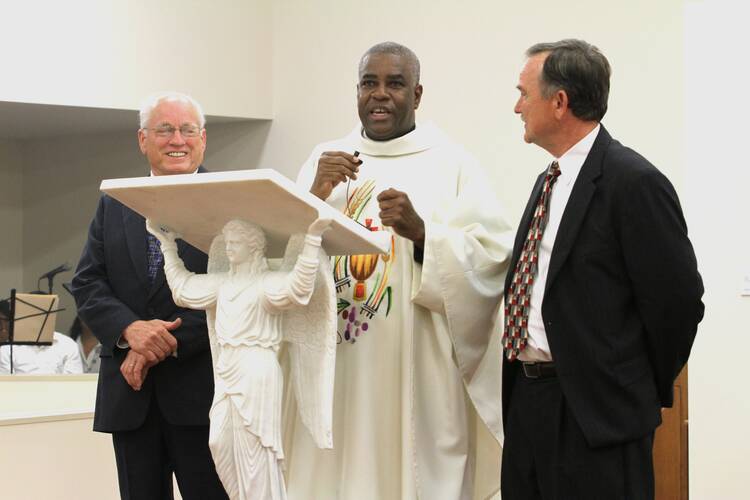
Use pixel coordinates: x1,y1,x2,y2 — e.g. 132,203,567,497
505,171,546,293
544,126,610,293
123,206,150,290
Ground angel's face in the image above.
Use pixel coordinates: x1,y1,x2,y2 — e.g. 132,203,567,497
225,234,254,264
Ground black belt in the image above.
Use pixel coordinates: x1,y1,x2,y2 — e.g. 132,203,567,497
520,361,556,379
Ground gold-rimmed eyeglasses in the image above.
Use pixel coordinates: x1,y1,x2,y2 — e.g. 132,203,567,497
146,124,203,138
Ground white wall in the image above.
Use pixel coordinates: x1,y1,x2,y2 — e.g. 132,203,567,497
261,0,684,225
259,0,750,498
684,1,750,498
3,0,748,498
0,0,273,119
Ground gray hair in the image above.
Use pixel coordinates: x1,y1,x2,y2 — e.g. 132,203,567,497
138,91,206,129
527,39,611,122
359,41,421,84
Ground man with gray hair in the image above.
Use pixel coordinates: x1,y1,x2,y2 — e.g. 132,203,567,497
290,41,512,499
72,92,228,499
502,39,703,499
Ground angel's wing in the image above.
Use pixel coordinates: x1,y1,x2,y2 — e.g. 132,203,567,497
281,234,337,449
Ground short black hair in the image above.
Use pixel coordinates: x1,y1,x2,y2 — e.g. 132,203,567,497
359,41,420,84
527,39,611,121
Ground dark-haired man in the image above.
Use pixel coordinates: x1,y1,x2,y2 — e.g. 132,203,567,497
289,42,512,499
501,39,704,499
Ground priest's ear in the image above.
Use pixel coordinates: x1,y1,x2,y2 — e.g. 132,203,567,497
413,84,423,110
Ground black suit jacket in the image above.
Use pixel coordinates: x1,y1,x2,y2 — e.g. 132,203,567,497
503,126,704,447
72,174,213,433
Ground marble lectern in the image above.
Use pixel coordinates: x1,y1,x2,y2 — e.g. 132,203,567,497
101,170,389,500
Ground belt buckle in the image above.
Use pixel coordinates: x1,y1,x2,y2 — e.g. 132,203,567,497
522,362,541,379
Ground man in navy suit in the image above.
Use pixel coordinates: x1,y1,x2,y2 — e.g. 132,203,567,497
72,92,227,500
501,40,704,499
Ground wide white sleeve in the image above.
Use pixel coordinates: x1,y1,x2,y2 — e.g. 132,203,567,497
161,245,221,310
411,155,513,441
295,148,322,191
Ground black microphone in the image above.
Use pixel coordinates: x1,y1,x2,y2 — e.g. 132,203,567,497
40,263,71,280
37,263,71,294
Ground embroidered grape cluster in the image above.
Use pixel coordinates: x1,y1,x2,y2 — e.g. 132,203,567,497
341,306,369,343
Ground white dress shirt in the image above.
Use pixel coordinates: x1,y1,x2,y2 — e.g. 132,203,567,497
77,336,102,373
519,124,600,362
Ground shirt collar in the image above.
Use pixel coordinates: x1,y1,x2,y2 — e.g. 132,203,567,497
554,124,600,187
347,122,445,157
149,168,200,177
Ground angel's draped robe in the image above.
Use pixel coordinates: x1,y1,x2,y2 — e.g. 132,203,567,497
161,242,320,500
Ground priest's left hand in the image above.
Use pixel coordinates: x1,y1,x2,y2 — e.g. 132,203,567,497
377,188,425,249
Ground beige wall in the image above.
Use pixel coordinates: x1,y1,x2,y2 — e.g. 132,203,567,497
261,0,684,222
0,0,273,119
684,2,750,499
3,0,748,499
0,140,24,291
0,416,119,500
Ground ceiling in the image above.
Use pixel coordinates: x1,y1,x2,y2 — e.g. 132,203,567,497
0,101,256,140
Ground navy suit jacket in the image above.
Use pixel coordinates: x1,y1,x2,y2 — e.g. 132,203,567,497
72,170,213,432
503,126,704,447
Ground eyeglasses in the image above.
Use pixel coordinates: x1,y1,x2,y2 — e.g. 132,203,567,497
147,124,203,138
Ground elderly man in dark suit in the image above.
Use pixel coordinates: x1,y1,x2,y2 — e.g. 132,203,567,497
72,92,227,500
501,39,704,500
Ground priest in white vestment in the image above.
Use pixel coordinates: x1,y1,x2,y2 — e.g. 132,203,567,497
286,42,512,500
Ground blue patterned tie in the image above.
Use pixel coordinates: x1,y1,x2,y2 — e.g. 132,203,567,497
146,233,163,283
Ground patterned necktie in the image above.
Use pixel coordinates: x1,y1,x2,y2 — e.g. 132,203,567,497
146,233,163,283
503,161,561,360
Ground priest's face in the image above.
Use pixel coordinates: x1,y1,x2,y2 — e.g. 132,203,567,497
357,53,422,141
138,100,207,176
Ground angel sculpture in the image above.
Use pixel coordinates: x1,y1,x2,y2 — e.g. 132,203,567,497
146,217,336,500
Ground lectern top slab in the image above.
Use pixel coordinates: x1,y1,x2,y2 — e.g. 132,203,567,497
100,169,390,257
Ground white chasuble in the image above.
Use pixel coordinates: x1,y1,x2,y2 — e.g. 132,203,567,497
285,123,512,500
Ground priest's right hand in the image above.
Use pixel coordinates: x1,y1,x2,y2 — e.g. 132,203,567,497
310,151,362,200
122,318,180,363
